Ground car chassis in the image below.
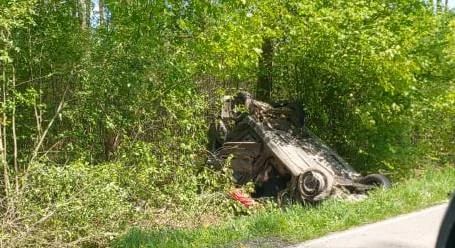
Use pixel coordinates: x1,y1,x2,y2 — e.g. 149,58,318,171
209,92,390,204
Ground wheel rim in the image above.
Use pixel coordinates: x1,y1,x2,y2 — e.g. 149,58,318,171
297,169,333,202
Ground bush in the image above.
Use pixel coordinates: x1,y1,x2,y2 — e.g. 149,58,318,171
3,144,236,247
2,162,132,247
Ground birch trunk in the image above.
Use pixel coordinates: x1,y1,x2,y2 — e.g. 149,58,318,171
11,66,19,193
1,64,9,197
79,0,87,29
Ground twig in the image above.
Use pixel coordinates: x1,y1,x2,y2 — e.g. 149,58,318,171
14,72,57,88
38,139,64,160
28,87,68,168
34,101,43,143
68,232,118,247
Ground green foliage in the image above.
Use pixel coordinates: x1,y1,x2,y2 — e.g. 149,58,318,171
4,161,132,246
5,157,236,246
0,0,454,246
263,0,455,174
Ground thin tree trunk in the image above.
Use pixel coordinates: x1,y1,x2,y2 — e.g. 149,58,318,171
28,28,43,145
0,124,8,198
437,0,443,12
434,0,442,13
1,65,9,197
256,38,274,102
79,0,87,29
11,66,19,193
34,103,42,142
85,0,91,28
28,88,68,168
99,0,105,26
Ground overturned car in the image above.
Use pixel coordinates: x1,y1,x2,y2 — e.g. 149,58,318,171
209,92,391,204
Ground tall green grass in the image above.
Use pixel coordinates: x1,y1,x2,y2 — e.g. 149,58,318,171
114,167,455,248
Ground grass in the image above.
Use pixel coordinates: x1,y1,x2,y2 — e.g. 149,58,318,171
114,166,455,247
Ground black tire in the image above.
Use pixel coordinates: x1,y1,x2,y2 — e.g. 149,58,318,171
360,174,392,189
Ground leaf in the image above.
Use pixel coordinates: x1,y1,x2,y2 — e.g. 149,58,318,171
253,47,262,54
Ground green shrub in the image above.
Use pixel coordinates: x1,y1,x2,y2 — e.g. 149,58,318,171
3,162,132,247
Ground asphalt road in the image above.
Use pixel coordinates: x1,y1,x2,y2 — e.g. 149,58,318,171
290,204,448,248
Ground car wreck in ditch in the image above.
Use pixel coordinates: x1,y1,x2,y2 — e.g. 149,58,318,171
208,92,391,205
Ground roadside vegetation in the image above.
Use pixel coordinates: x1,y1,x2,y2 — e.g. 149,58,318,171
0,0,454,247
115,166,455,247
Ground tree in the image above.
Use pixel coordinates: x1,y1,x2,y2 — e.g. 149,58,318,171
256,38,273,102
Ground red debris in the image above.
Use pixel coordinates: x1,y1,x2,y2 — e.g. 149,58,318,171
229,188,257,208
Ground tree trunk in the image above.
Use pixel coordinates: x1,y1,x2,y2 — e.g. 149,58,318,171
99,0,105,26
85,0,91,28
256,38,273,102
104,130,120,160
1,67,9,197
11,66,18,193
79,0,87,29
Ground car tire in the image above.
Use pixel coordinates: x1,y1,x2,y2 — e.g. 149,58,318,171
360,174,392,189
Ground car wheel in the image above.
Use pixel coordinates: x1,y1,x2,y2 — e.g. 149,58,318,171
360,174,392,189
